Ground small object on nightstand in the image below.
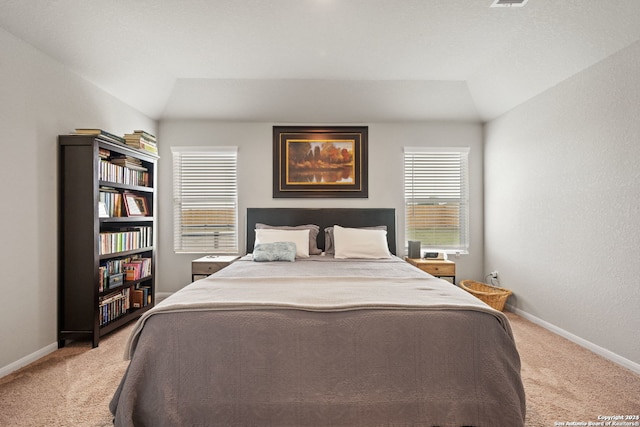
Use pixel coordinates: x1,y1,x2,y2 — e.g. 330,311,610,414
405,257,456,284
191,255,240,281
423,252,445,260
408,241,421,259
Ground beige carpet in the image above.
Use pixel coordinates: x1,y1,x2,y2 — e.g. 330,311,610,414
505,311,640,427
0,311,638,426
0,325,131,427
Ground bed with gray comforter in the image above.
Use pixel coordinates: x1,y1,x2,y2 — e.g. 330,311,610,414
110,256,525,426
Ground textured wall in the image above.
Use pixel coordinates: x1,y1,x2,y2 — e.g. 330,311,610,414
484,41,640,365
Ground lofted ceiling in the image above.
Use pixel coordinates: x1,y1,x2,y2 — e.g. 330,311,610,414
1,0,639,122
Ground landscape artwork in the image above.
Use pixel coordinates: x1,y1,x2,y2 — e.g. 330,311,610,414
286,139,355,185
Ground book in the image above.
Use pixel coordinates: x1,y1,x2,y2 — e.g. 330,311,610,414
73,128,126,144
98,201,109,218
99,266,107,292
123,262,142,281
132,130,157,142
131,290,144,308
98,147,111,159
141,286,152,305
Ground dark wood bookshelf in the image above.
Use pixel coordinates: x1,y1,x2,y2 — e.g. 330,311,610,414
58,134,158,348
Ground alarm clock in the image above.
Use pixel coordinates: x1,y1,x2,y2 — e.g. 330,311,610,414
423,252,445,260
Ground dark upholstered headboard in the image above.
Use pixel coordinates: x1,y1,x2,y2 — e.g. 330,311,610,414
246,208,396,255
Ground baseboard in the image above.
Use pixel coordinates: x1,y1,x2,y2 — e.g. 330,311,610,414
506,304,640,375
1,292,179,379
0,342,58,379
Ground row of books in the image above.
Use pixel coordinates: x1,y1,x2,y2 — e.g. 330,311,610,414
99,226,153,255
101,255,147,275
123,258,152,281
99,189,124,217
73,128,158,156
98,284,152,326
98,268,116,292
99,159,150,187
99,288,131,326
99,256,152,291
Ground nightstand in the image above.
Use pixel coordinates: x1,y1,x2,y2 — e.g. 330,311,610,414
405,258,456,284
191,255,240,281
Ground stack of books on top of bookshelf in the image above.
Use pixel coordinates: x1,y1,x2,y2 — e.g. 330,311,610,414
73,128,126,146
72,128,158,156
124,130,158,155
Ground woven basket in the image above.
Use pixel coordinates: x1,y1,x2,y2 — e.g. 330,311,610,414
460,280,512,311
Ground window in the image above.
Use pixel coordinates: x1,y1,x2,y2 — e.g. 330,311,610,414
404,147,470,254
172,146,238,254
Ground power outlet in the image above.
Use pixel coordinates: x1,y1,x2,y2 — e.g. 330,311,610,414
490,270,499,279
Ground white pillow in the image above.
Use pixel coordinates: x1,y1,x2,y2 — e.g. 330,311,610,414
333,225,392,259
254,228,310,258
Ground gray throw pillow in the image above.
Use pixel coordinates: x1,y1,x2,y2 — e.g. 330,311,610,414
253,242,296,262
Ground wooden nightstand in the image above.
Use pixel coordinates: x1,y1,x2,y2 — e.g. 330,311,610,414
191,255,240,281
405,258,456,284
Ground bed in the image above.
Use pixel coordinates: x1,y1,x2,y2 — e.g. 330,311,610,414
110,208,525,426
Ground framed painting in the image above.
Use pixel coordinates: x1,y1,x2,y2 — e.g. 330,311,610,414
273,126,368,198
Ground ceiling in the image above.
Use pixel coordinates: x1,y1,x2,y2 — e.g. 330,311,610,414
2,0,640,122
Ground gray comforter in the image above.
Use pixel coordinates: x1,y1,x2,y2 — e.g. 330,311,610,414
111,256,525,426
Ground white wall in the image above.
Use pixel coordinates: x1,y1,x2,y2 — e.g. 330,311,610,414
484,40,640,366
0,28,156,373
156,121,484,293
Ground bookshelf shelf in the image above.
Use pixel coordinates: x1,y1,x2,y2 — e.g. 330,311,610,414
58,134,158,348
100,216,155,223
98,246,154,260
99,275,154,297
98,181,154,193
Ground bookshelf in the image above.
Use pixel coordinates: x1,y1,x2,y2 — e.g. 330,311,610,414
58,134,158,348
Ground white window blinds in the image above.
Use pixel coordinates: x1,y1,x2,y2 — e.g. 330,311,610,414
404,147,470,253
172,146,238,254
